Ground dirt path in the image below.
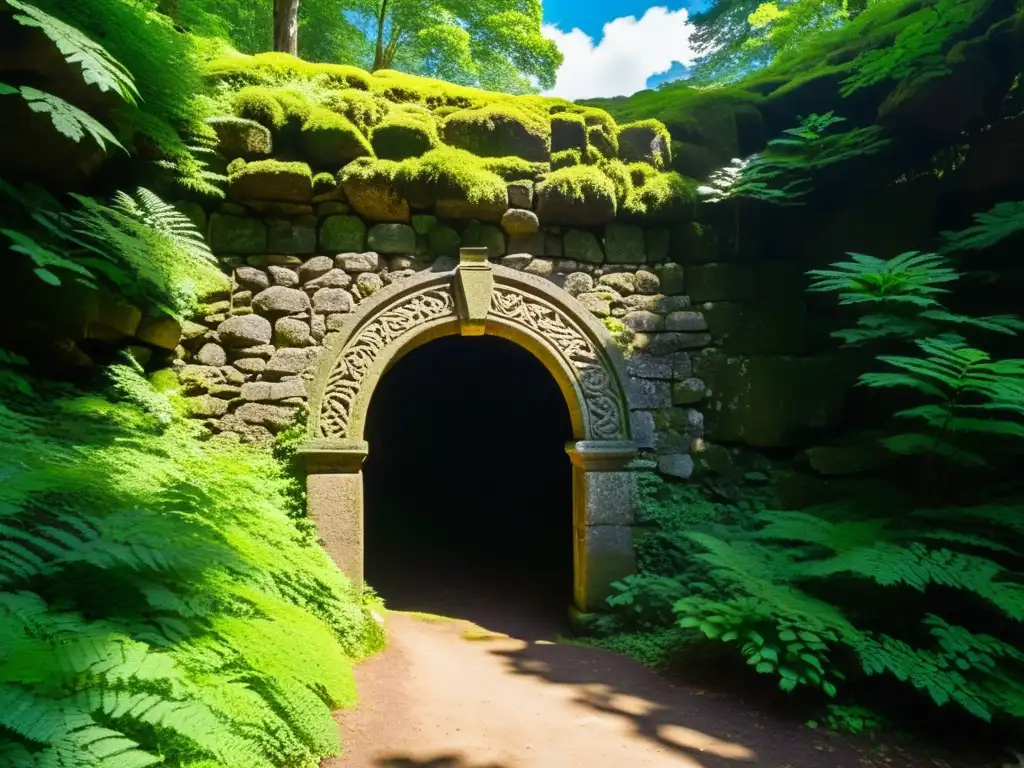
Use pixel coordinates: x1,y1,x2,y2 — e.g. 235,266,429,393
326,610,973,768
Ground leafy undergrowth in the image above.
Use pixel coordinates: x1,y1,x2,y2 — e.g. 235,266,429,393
0,361,385,767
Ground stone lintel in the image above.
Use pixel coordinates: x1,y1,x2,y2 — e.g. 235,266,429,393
565,440,637,471
298,438,369,474
454,246,492,336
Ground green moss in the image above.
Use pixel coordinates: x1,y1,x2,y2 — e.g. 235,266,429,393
623,170,697,219
603,316,634,349
618,119,673,169
229,158,312,180
441,105,551,162
339,157,408,221
552,148,582,170
395,147,507,207
272,88,315,127
371,114,439,161
321,88,390,134
597,159,633,206
232,86,286,130
226,157,247,176
628,162,656,187
535,165,618,225
300,107,373,168
313,171,337,194
587,124,619,159
228,159,314,203
480,156,549,181
551,112,587,152
584,145,604,165
206,51,372,90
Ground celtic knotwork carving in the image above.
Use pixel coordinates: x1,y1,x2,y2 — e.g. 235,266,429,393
490,287,626,440
318,288,455,438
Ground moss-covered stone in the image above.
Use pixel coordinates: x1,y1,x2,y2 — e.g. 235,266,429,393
563,229,604,264
462,221,506,260
368,223,416,254
551,112,587,152
397,147,508,222
618,119,672,169
604,222,645,264
206,117,272,160
535,166,617,226
232,86,286,130
321,88,390,134
587,124,618,159
371,113,439,160
671,221,719,263
312,172,337,195
442,105,551,162
552,148,582,170
206,51,373,90
429,225,461,258
411,214,438,235
228,159,313,203
299,108,372,168
209,214,267,254
507,180,534,209
622,169,697,220
480,156,549,181
340,158,410,222
267,216,317,254
319,215,366,252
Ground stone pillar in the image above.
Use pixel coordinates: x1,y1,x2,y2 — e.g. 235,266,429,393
565,440,638,612
298,439,369,589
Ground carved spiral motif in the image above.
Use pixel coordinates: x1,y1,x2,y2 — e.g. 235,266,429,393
318,288,456,438
317,281,626,441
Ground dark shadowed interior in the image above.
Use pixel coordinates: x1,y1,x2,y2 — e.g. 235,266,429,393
363,334,575,633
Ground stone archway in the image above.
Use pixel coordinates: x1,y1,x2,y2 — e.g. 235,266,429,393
299,248,638,612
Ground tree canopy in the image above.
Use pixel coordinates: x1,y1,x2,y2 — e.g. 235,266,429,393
175,0,562,94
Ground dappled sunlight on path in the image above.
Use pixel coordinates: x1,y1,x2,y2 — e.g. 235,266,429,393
326,608,919,768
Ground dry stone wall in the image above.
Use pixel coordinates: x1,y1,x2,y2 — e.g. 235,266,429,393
174,174,720,480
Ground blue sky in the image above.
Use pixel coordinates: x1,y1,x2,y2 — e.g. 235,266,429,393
539,2,709,100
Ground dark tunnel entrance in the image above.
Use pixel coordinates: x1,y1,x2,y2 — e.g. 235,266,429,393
362,334,575,633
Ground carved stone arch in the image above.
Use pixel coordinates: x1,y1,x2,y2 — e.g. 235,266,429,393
299,249,638,613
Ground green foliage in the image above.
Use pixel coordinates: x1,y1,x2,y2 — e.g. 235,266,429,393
1,83,125,153
940,201,1024,253
6,0,138,102
839,0,982,97
699,112,889,205
0,367,384,766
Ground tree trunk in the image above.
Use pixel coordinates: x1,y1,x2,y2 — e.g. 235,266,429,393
274,0,301,55
372,0,390,71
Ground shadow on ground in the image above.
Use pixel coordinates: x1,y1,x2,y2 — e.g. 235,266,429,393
487,636,976,768
377,757,508,768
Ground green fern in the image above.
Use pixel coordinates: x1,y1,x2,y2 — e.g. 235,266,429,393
12,85,126,151
6,0,138,103
940,201,1024,253
112,188,214,265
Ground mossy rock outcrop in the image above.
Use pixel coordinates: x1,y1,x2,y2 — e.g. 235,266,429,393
371,113,439,160
340,158,410,222
228,160,313,203
551,113,587,152
536,166,617,226
299,109,372,168
396,148,508,222
441,106,551,162
206,117,272,160
618,120,672,169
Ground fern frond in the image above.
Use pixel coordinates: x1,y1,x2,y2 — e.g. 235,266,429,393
940,201,1024,253
112,188,214,265
7,0,138,103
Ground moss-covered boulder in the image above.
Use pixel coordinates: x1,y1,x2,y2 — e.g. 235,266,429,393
535,166,617,226
618,120,672,169
299,108,373,168
396,148,508,222
228,160,313,203
551,113,587,152
340,158,410,222
622,169,696,220
587,125,618,159
232,86,286,130
367,223,416,254
320,215,366,252
206,117,272,160
209,214,267,254
429,225,461,258
552,149,582,170
371,113,439,160
441,106,551,162
321,88,390,134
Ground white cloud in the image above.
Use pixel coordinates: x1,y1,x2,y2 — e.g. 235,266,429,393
543,7,698,101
